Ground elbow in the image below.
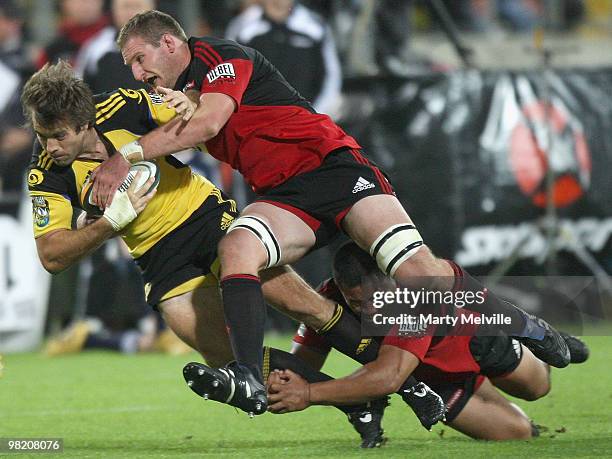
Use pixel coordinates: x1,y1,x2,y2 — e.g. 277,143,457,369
42,261,65,275
380,359,411,395
200,122,223,142
189,111,225,143
39,256,67,275
374,369,405,396
383,372,405,395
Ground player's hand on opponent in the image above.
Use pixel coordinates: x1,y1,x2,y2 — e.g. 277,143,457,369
102,172,156,231
267,369,311,414
156,86,197,121
90,153,132,209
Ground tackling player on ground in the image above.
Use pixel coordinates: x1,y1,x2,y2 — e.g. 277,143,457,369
267,242,589,440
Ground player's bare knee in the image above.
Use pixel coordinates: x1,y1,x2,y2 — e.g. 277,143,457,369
218,231,265,273
518,367,551,401
506,417,535,440
482,416,533,441
522,380,551,401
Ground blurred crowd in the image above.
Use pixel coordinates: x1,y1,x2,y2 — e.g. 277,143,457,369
0,0,592,204
0,0,595,350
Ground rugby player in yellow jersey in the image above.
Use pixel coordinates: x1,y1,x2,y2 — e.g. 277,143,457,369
23,61,231,366
22,61,334,370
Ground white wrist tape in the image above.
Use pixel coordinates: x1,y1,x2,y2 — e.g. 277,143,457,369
102,189,137,231
119,140,144,163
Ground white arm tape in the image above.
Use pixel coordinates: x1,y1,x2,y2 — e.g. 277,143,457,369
102,189,137,231
119,140,144,163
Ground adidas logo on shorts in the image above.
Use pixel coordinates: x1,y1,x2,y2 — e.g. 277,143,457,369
352,177,375,194
220,212,235,230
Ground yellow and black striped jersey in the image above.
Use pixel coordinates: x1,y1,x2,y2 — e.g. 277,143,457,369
27,88,220,258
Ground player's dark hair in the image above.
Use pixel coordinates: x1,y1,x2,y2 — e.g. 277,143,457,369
117,9,187,49
21,60,95,131
332,241,385,288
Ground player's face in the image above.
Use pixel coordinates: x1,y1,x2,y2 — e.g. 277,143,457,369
122,34,181,89
339,275,396,316
32,121,88,167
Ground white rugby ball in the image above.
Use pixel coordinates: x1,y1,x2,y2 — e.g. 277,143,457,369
81,160,160,215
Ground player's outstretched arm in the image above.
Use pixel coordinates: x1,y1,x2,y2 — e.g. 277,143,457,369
35,175,155,273
268,345,419,412
91,92,234,209
135,92,235,159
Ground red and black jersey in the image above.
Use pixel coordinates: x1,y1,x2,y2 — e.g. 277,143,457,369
174,36,360,193
292,277,483,385
382,316,481,384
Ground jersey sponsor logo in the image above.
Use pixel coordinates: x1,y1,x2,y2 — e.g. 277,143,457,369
356,337,372,354
28,169,44,186
352,176,375,194
206,63,236,83
220,211,235,230
149,93,164,105
359,413,372,423
32,196,50,228
398,318,427,337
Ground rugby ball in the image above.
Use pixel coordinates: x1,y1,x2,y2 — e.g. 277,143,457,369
80,160,160,215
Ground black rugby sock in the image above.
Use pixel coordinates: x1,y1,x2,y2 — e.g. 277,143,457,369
447,261,542,338
220,274,267,383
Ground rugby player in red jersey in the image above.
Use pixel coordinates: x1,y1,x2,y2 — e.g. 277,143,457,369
89,10,571,415
268,242,589,440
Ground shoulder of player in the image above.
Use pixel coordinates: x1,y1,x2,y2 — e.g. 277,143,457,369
189,36,250,67
28,143,65,177
94,88,150,108
27,154,80,195
94,88,159,126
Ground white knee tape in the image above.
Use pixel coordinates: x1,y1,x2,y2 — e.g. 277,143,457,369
369,224,424,276
227,215,282,268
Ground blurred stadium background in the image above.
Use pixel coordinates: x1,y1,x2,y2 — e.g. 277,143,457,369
1,0,612,456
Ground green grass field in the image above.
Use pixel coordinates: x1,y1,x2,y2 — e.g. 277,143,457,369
2,335,611,458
